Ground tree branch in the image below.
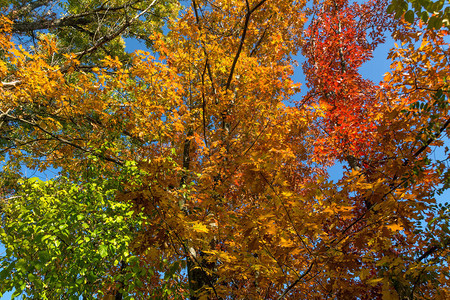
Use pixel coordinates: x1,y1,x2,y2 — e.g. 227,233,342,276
225,0,268,91
1,111,123,166
277,262,314,300
73,0,159,59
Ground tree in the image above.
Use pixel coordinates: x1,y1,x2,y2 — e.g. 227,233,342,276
1,0,179,67
301,0,450,298
0,173,148,299
1,0,449,299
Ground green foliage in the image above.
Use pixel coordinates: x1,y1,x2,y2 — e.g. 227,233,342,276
387,0,450,29
0,174,146,299
1,0,180,65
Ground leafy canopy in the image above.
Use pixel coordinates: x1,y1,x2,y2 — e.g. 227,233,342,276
0,0,449,299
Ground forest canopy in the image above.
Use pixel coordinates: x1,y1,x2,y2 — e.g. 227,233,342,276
0,0,449,299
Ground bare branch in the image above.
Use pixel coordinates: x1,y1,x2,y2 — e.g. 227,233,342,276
73,0,159,59
277,263,314,300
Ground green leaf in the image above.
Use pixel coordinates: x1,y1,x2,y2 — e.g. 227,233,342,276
15,259,27,273
427,15,442,29
27,273,37,283
405,10,415,23
387,4,396,13
98,245,108,258
28,177,43,184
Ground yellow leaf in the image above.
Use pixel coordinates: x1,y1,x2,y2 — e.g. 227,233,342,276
282,191,293,197
191,221,209,233
337,206,354,212
218,251,233,262
387,224,403,232
266,223,277,235
367,277,383,286
360,268,370,280
280,237,294,247
418,39,429,50
357,182,374,190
